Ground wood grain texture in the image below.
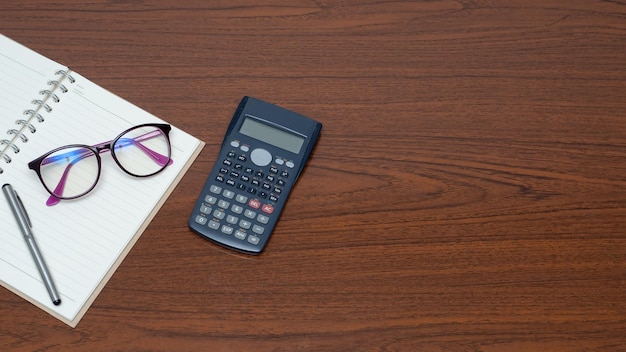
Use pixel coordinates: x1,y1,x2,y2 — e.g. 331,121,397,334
1,0,625,351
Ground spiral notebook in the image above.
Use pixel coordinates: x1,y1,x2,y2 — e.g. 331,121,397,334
0,34,205,327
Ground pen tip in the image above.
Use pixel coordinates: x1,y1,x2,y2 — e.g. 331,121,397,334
53,299,61,305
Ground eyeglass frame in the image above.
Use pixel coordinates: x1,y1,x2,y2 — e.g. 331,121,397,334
28,123,173,205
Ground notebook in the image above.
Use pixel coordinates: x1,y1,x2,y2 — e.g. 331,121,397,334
0,34,205,327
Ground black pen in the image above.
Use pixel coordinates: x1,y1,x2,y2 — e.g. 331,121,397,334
3,184,61,305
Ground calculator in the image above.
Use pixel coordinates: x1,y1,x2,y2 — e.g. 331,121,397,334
188,96,322,254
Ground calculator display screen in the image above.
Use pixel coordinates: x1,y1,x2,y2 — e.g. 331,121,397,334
239,116,305,154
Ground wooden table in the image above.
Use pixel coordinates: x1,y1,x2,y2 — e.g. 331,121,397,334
1,1,625,350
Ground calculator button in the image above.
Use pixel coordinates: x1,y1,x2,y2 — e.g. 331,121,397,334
210,185,222,194
235,194,248,203
219,167,228,174
230,141,240,148
273,187,282,195
240,145,250,152
275,158,284,165
244,167,254,174
276,179,286,187
237,183,247,191
244,209,256,219
280,170,289,178
265,175,275,182
200,205,212,214
269,195,278,202
213,209,226,220
286,161,295,168
248,235,261,245
208,220,220,230
234,230,247,240
248,199,261,209
230,170,240,178
262,183,271,190
223,159,232,166
221,225,234,235
226,215,238,224
218,199,230,209
257,214,269,224
226,179,236,187
269,166,278,174
241,175,250,183
222,189,235,199
234,163,243,170
239,219,252,229
251,179,260,187
261,204,274,214
215,175,224,183
231,204,244,214
247,187,257,195
194,215,207,225
237,155,247,162
227,151,236,157
258,191,267,199
252,225,265,235
204,195,218,204
251,148,272,167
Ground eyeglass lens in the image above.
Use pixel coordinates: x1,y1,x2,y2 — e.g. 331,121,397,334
113,125,170,177
39,147,99,199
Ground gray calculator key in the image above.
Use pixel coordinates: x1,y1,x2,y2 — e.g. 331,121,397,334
204,195,217,204
218,199,230,209
208,220,220,230
194,215,207,225
200,205,212,214
234,230,247,240
239,219,252,229
210,185,222,194
235,194,248,203
248,235,260,245
252,225,264,235
213,209,226,220
257,214,269,224
226,215,238,224
221,225,234,235
222,189,235,199
244,209,256,219
231,204,244,214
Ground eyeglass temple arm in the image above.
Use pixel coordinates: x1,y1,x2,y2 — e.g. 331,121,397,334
45,151,90,206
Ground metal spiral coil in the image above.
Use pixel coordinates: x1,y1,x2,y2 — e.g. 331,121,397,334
0,69,74,174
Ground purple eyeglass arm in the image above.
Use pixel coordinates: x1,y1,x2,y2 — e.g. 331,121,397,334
46,155,81,206
43,131,173,206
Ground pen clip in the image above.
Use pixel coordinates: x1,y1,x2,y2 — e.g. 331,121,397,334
14,190,33,229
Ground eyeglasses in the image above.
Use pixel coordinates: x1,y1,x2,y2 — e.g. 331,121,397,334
28,123,173,206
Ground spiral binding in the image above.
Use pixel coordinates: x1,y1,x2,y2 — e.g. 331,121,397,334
0,69,75,174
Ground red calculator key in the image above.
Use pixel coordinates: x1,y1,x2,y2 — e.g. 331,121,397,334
248,199,261,209
261,204,274,214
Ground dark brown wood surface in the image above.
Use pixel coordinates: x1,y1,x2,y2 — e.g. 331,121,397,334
1,1,625,351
